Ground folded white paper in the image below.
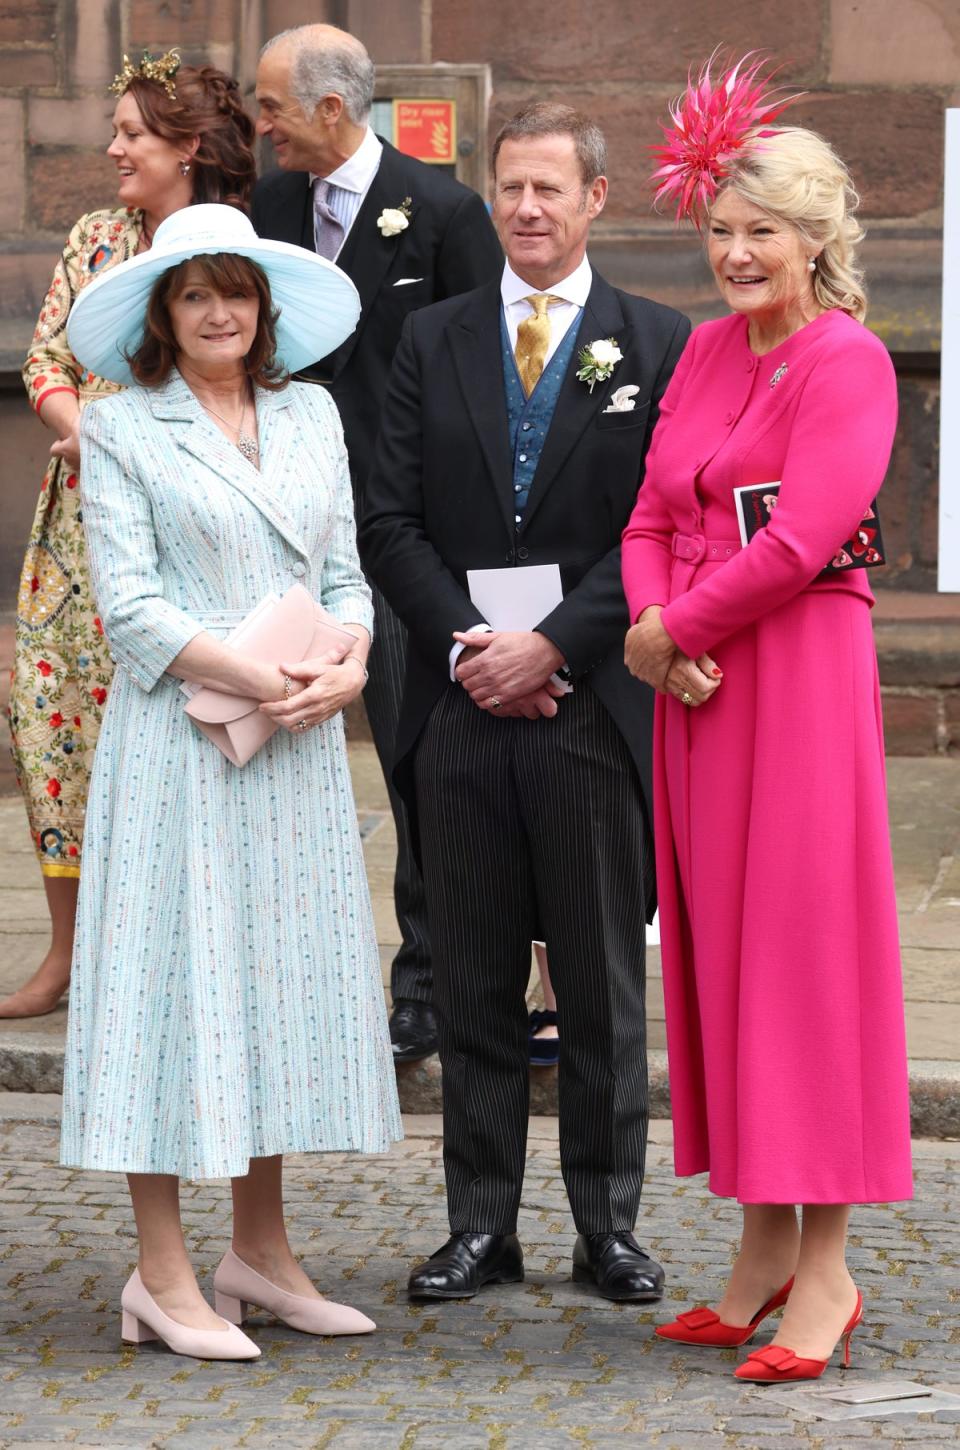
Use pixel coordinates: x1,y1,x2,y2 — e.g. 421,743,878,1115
466,563,563,631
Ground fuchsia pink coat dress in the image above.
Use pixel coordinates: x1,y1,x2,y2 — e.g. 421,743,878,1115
622,308,913,1204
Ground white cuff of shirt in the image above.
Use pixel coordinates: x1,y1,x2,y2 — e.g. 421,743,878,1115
449,623,492,681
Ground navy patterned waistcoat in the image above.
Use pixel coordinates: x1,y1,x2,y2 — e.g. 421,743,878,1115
500,308,583,529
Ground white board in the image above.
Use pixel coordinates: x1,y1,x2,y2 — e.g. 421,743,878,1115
939,110,960,591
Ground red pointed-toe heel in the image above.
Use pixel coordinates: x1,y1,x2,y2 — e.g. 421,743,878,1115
655,1277,795,1348
734,1289,863,1383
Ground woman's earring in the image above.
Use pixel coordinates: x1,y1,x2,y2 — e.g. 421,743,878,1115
808,257,817,272
179,160,191,176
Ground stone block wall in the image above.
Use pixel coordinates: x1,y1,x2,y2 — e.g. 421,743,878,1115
0,0,956,598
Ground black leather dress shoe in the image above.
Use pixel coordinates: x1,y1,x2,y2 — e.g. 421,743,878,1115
572,1232,665,1302
408,1233,524,1299
389,999,438,1063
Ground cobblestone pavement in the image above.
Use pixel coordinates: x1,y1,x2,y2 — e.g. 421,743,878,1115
0,1118,958,1448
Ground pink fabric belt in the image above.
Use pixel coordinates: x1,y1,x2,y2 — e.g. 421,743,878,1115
671,532,742,563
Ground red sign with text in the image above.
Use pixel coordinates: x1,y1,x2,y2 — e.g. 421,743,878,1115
393,100,456,165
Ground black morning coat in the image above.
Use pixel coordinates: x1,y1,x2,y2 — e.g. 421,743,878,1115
251,139,504,500
358,269,691,880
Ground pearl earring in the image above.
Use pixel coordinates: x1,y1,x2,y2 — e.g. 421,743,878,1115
179,160,191,176
808,258,817,272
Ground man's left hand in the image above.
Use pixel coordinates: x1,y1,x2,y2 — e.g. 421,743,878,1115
453,629,564,704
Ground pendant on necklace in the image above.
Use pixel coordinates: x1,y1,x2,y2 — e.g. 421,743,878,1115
237,433,259,460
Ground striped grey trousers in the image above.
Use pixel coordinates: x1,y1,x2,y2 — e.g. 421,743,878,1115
414,682,652,1235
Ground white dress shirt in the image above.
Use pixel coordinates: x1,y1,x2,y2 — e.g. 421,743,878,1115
310,127,383,258
448,257,593,681
500,254,593,367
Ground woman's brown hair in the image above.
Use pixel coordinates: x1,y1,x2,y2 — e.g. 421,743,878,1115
128,254,288,390
126,66,256,211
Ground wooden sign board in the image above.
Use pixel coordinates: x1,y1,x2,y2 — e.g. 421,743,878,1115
393,100,457,165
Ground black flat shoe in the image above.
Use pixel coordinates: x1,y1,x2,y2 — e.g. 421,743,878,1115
408,1233,524,1300
528,1009,560,1067
572,1232,665,1302
390,999,438,1063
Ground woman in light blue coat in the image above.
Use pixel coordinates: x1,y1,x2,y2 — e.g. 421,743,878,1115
62,204,401,1360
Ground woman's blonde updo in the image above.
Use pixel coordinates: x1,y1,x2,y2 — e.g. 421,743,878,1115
718,126,867,322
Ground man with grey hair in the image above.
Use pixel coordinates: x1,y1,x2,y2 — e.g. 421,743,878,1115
252,25,502,1065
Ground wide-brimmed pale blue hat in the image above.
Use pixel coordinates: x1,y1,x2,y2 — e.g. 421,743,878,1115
66,203,360,385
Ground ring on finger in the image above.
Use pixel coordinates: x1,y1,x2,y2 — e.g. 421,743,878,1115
297,718,308,731
680,690,695,706
489,696,502,710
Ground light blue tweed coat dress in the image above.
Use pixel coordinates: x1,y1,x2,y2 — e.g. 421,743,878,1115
60,372,402,1178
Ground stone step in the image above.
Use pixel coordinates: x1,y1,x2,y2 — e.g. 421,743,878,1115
872,590,960,755
1,1035,956,1137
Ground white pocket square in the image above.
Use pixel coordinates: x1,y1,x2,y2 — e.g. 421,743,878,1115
393,277,424,286
603,385,641,414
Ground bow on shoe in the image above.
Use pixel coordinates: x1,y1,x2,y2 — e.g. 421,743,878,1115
676,1306,722,1330
744,1345,800,1372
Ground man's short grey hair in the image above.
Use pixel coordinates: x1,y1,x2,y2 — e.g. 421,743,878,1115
262,27,375,125
492,103,607,185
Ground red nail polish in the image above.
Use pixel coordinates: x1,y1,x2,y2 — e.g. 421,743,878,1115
712,668,723,677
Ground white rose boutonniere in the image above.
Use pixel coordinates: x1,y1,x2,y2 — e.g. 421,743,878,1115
576,337,623,393
377,197,412,238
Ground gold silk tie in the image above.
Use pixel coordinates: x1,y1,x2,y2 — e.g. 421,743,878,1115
514,293,562,397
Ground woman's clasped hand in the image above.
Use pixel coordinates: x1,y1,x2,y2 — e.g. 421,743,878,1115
623,604,723,707
260,644,369,732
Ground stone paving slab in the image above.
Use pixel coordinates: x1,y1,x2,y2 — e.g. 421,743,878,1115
0,1120,957,1448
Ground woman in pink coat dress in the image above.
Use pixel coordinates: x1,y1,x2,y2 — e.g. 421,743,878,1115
621,60,913,1384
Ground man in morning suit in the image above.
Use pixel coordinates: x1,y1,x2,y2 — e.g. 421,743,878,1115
360,104,690,1300
252,25,502,1063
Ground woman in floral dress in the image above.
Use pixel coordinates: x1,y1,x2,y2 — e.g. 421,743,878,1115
3,52,255,1018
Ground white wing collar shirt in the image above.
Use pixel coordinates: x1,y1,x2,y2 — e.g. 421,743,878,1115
448,254,594,680
310,126,383,258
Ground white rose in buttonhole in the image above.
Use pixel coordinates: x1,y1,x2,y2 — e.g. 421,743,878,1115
377,208,410,237
589,339,623,368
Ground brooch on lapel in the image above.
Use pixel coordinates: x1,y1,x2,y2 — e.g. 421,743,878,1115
576,337,623,393
602,385,640,414
377,197,412,237
769,363,788,388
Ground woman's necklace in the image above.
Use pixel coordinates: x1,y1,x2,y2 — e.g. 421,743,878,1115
197,390,260,462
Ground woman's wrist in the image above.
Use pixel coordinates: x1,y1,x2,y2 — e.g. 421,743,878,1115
341,654,369,686
252,662,288,703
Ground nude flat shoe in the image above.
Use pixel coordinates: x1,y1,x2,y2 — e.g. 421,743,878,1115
120,1268,260,1360
214,1248,376,1336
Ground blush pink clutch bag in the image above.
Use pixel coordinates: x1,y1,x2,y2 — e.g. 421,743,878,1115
184,583,358,767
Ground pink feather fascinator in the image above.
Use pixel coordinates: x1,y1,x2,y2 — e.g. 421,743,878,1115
651,51,803,225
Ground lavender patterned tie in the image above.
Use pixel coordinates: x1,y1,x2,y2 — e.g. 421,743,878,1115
312,179,344,260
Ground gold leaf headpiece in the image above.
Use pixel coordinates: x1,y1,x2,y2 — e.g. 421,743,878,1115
109,48,181,101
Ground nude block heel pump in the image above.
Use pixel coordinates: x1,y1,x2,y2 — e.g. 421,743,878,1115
119,1268,260,1360
213,1249,376,1335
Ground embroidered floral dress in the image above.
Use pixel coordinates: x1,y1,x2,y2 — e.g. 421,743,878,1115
8,208,143,876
